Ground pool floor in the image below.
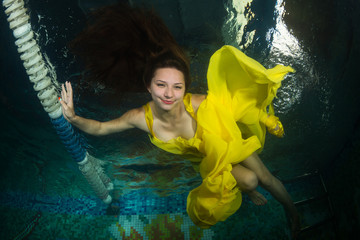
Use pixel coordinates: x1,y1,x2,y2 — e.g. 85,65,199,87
0,173,337,239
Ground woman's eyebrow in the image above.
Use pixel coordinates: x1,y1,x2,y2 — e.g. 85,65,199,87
155,80,183,85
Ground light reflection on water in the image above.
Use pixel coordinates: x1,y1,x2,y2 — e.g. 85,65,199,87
268,0,309,114
222,0,255,49
267,0,331,121
222,0,317,115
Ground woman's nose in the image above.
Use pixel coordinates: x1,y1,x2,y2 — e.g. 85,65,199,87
164,87,173,98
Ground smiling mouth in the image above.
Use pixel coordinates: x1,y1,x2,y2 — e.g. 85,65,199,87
161,99,174,104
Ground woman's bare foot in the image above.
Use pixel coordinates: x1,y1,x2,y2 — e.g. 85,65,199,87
247,190,268,205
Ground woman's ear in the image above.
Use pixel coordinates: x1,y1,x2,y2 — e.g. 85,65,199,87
147,84,151,94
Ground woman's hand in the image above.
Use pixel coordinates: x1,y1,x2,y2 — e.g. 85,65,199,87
60,81,76,122
265,115,284,138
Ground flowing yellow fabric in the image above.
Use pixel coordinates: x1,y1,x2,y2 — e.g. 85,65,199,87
143,45,294,228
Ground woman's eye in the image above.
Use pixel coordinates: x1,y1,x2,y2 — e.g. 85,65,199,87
175,86,183,89
157,84,165,87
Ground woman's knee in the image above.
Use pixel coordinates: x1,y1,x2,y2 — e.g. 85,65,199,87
231,164,259,191
241,153,276,188
233,168,258,191
242,171,258,191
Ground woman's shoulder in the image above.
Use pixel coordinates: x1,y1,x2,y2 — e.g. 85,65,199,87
190,94,207,112
124,106,149,133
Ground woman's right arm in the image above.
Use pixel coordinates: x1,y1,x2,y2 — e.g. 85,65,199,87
60,81,147,136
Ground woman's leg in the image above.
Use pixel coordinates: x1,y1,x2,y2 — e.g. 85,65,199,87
239,153,300,235
231,164,267,205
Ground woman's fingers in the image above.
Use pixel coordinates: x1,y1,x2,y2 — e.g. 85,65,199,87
62,83,68,101
67,81,73,94
61,81,74,105
66,81,74,107
60,81,75,122
61,88,65,103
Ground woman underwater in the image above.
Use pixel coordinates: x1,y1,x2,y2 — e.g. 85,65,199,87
60,3,300,237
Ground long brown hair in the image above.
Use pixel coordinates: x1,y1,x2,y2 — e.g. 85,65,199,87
69,3,190,93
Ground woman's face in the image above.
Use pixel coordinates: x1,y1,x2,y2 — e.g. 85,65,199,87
147,67,186,111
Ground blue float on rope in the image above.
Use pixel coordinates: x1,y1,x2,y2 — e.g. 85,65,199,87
51,115,86,162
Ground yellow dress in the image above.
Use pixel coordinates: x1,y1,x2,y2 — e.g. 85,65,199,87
143,45,294,228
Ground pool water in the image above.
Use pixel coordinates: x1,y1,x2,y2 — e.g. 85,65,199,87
1,0,360,239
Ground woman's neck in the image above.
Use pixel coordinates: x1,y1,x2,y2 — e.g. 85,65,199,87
151,101,185,124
